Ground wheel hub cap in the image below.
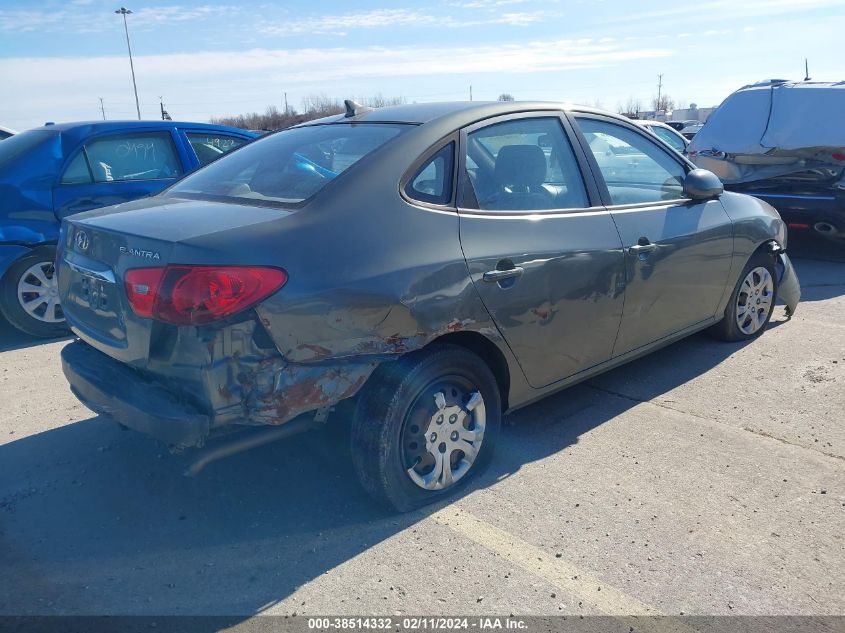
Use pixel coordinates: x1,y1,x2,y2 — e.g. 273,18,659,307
735,266,773,335
405,389,486,491
16,261,64,324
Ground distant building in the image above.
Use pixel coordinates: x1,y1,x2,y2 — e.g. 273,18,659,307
636,103,717,122
669,104,717,122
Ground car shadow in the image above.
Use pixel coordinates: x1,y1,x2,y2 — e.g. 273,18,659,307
0,329,756,621
788,232,845,303
0,316,70,353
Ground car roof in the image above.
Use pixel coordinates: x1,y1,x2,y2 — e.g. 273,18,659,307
300,101,605,128
26,120,254,138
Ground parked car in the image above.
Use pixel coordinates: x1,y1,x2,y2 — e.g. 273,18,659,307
57,101,800,511
0,121,255,336
680,122,705,139
635,119,689,154
664,120,697,132
0,126,15,141
689,80,845,240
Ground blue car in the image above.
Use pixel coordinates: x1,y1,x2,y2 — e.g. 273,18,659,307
0,120,255,337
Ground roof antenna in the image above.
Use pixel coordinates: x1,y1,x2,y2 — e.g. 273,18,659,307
804,58,811,81
344,99,373,118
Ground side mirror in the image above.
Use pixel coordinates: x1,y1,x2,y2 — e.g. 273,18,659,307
683,168,723,200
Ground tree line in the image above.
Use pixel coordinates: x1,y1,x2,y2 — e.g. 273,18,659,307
210,94,407,131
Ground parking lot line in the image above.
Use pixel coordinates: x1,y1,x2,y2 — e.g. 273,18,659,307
431,506,661,616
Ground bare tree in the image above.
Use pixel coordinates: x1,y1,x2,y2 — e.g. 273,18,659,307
498,93,515,102
301,94,344,116
360,93,407,108
617,96,643,117
211,94,406,131
651,94,675,112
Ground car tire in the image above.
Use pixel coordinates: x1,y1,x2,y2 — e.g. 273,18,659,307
0,247,69,338
710,251,778,342
351,344,501,512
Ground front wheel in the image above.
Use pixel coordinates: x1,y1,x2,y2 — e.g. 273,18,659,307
351,344,501,512
0,247,68,338
710,252,778,342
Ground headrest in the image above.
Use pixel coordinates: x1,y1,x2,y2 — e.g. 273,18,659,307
494,145,547,189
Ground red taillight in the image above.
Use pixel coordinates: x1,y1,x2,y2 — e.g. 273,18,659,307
124,266,287,325
787,222,810,230
124,268,166,318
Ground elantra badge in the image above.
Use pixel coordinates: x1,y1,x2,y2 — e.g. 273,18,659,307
120,246,161,260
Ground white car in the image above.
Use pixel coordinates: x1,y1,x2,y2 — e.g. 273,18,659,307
635,120,689,154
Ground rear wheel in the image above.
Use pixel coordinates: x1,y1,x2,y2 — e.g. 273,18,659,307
351,344,501,512
0,247,68,338
711,252,778,342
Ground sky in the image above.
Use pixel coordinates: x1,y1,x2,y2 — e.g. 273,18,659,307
1,0,843,130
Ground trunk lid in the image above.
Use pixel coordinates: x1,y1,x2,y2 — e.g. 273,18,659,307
58,196,292,366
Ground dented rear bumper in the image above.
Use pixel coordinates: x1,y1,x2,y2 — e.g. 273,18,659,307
61,337,379,448
62,340,211,447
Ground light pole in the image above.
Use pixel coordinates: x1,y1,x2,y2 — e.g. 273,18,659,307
115,7,141,119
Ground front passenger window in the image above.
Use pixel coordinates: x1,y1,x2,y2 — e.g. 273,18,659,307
186,133,249,166
575,118,686,205
463,117,588,212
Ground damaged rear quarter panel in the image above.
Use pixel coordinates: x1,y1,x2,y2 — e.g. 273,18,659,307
251,134,512,367
145,316,381,430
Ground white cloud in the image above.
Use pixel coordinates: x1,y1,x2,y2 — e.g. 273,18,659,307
0,39,673,128
0,4,239,33
258,9,438,35
614,0,844,24
450,0,531,8
258,8,550,36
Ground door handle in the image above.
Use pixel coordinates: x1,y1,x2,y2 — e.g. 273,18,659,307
482,267,524,283
628,243,657,254
628,237,658,257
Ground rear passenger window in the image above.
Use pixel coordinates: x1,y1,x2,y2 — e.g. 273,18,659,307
406,143,454,205
83,132,182,183
186,133,249,166
463,117,588,212
61,151,92,184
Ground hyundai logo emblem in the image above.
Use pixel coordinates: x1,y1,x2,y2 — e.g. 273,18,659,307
75,230,90,252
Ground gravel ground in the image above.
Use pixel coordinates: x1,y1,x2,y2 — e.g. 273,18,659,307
0,232,843,619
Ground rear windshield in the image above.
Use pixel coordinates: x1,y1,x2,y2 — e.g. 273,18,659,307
166,123,408,208
0,129,59,170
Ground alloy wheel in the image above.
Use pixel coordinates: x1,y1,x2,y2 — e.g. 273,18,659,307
735,266,773,335
16,261,64,323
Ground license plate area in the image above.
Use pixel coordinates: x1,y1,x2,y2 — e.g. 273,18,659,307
62,259,128,347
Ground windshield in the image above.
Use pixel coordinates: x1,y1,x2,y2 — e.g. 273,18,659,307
0,129,58,170
166,123,408,208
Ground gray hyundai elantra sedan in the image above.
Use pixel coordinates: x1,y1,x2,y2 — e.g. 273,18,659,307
57,101,800,511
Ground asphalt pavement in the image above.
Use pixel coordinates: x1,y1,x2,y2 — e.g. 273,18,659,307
0,232,843,619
